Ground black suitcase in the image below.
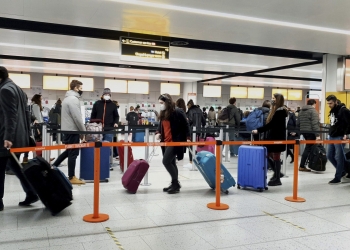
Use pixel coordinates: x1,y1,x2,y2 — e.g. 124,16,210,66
308,144,327,171
11,152,73,215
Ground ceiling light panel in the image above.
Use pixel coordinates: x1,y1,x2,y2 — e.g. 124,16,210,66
110,0,350,35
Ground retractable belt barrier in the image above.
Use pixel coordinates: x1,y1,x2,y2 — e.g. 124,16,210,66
10,125,347,219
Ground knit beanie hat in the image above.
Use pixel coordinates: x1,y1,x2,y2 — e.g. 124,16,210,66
0,66,9,82
103,88,111,96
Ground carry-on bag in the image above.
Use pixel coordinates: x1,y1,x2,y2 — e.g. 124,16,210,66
133,131,145,142
307,144,327,171
122,159,150,193
197,137,215,154
237,145,268,192
85,120,103,142
117,140,134,172
191,148,235,194
11,152,73,215
80,146,110,182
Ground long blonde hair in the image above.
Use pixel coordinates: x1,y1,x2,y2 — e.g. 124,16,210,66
266,93,285,124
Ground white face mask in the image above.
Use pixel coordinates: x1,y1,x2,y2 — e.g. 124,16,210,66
103,95,111,101
160,104,166,111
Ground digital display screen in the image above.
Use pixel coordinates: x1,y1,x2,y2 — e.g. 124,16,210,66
120,37,169,64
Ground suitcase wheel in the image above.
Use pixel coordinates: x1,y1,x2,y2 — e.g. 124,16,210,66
265,187,268,190
237,185,241,189
258,188,263,192
224,190,229,194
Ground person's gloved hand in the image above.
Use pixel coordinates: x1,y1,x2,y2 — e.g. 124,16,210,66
155,134,161,141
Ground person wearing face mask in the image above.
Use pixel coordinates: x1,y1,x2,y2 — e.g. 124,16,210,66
51,80,86,185
155,94,191,194
252,93,288,186
90,88,119,169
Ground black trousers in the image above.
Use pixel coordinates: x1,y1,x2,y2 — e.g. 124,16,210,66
52,134,80,178
300,133,316,167
0,153,36,201
161,146,178,182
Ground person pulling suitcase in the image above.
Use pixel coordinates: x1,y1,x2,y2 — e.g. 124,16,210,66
155,93,191,194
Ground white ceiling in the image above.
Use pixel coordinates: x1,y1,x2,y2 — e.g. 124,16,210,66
2,0,348,89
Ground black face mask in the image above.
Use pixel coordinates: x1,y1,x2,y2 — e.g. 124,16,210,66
78,90,83,96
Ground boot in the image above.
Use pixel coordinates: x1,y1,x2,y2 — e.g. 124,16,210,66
167,180,181,194
19,195,39,206
268,160,282,186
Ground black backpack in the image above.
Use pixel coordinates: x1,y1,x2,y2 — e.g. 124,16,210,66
128,112,139,126
218,107,232,121
308,144,327,171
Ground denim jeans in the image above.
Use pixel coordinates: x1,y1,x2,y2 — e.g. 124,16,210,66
228,130,236,156
53,134,80,178
327,136,345,181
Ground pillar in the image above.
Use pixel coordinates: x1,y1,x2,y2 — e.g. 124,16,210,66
321,54,347,123
183,81,198,104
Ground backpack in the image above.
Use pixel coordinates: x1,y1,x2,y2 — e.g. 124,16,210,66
85,122,103,142
308,144,327,171
128,112,139,126
246,109,264,131
218,107,232,121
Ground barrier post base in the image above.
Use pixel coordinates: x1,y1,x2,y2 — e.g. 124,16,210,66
285,196,306,203
83,213,109,223
207,202,229,210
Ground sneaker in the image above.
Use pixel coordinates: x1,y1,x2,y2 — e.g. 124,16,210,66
110,167,114,171
299,167,311,172
328,178,341,185
69,176,86,185
268,179,282,186
22,157,29,164
19,195,39,206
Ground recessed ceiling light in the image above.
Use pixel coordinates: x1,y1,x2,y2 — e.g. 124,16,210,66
2,64,201,80
292,69,322,74
110,0,350,35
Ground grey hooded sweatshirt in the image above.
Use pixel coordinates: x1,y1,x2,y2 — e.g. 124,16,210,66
61,90,86,132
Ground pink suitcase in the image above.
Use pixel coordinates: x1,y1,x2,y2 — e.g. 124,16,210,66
122,160,149,193
196,137,215,154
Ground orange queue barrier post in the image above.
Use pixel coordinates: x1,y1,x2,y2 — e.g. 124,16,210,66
285,141,305,202
83,142,109,223
207,140,229,210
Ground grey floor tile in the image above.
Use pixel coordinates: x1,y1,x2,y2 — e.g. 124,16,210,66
141,230,215,250
245,239,312,249
294,233,350,250
193,225,264,248
118,236,152,250
83,239,120,250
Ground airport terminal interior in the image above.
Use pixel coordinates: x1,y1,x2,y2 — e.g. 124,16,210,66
1,0,350,249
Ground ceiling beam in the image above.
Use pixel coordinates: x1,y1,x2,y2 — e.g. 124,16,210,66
197,60,322,83
0,17,324,60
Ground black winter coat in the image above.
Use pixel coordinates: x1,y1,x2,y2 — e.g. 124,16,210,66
0,78,31,152
156,108,191,161
186,105,206,129
257,108,288,153
328,104,350,137
91,99,119,130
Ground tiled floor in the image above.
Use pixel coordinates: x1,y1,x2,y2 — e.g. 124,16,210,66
2,146,350,250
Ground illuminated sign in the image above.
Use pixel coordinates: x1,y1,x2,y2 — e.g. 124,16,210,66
120,37,170,64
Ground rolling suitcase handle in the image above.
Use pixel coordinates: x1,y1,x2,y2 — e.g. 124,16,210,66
9,151,25,170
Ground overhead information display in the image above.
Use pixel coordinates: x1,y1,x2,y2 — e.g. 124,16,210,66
120,37,170,64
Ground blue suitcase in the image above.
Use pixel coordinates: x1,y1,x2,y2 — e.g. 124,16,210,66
133,131,145,142
194,151,236,194
80,147,110,182
237,145,268,192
